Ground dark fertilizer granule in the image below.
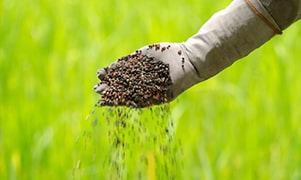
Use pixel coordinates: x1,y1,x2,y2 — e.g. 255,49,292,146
95,51,172,108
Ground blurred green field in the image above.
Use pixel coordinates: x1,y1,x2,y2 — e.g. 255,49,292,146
1,0,301,179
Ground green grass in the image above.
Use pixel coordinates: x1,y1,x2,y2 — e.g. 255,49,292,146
1,0,301,179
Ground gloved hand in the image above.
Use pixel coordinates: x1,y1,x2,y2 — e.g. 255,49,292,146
94,43,195,106
94,0,301,107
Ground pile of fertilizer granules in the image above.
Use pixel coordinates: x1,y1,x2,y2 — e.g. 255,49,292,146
94,50,172,108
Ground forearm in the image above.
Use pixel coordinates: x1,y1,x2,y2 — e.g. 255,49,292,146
183,0,301,81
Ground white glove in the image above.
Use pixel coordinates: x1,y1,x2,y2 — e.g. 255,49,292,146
95,0,301,106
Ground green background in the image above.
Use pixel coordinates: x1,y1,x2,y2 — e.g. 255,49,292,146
1,0,301,179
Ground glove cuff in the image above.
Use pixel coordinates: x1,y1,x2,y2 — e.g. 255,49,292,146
245,0,282,34
259,0,301,30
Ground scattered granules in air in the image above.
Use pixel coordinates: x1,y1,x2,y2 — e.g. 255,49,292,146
94,51,172,108
74,106,183,179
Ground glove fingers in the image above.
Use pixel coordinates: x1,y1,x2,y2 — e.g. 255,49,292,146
93,83,108,94
97,69,107,80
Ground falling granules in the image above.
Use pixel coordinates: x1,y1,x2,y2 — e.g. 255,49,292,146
74,106,183,179
95,51,172,108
